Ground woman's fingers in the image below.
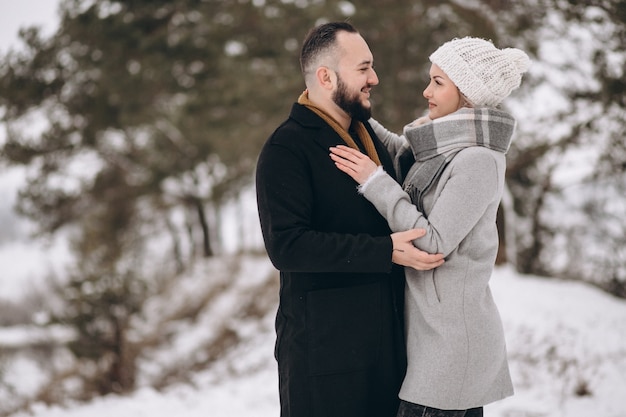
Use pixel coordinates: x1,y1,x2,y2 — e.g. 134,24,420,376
329,145,364,162
329,146,377,184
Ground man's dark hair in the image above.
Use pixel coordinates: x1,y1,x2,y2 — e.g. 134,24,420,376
300,21,357,77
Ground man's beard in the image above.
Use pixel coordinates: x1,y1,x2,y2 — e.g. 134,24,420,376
332,75,372,122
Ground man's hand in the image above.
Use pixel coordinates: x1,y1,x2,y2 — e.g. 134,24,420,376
391,229,444,271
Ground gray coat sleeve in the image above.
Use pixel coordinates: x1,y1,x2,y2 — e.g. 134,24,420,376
368,118,406,160
360,148,503,256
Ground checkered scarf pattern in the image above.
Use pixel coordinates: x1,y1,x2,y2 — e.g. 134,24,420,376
398,107,516,212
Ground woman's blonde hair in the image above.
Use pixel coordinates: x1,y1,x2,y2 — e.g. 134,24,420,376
459,92,473,109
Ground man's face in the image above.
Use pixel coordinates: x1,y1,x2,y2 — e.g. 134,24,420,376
331,32,379,122
332,73,372,122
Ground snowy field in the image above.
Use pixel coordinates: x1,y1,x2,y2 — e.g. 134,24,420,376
6,262,625,417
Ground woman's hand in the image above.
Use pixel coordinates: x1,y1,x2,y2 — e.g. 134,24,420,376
329,145,378,185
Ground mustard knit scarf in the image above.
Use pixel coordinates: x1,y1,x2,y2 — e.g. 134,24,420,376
297,91,381,166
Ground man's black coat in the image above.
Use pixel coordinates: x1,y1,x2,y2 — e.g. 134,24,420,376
256,103,407,417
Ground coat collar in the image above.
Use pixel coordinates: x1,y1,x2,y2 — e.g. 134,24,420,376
289,102,328,129
288,102,343,152
288,102,398,181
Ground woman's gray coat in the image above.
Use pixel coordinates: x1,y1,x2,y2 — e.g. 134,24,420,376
365,117,514,410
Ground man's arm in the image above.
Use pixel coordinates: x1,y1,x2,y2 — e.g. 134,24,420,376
257,138,396,273
391,229,444,271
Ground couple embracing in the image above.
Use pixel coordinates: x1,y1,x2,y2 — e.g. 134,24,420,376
256,21,529,417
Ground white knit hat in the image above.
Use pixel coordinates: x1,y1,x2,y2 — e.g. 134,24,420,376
429,37,531,107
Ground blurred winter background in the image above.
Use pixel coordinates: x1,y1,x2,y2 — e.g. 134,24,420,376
0,1,625,416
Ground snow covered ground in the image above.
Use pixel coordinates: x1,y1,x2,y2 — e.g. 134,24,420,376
6,262,625,417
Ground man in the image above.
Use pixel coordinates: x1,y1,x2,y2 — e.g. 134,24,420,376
256,22,444,417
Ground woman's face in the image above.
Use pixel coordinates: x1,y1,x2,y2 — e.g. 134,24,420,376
423,63,462,119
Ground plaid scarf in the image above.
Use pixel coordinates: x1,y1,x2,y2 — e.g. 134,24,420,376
398,107,516,212
298,91,381,166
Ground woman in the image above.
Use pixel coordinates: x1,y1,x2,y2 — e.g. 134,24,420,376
330,37,530,417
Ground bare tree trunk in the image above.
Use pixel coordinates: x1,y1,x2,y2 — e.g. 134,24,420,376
517,174,552,274
194,198,213,257
166,216,185,273
108,318,136,394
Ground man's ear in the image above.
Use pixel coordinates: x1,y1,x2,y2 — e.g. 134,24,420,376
316,66,335,90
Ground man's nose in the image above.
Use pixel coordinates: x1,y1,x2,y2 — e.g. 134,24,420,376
369,69,379,86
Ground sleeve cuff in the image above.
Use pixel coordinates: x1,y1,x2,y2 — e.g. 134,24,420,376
357,165,386,195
